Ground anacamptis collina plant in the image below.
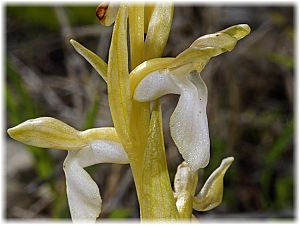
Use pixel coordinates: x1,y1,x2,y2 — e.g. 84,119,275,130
7,2,250,222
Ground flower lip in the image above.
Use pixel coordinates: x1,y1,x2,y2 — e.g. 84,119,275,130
134,68,210,171
64,139,129,221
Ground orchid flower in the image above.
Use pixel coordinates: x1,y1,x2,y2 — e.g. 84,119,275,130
7,2,251,221
174,157,234,218
7,117,128,222
132,24,250,171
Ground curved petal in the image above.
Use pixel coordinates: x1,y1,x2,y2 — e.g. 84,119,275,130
193,157,234,211
170,24,251,73
76,140,129,167
64,140,129,221
134,70,209,171
190,24,251,51
64,154,101,222
170,73,209,170
133,70,180,101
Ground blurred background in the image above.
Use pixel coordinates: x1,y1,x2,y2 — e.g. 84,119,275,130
5,4,294,220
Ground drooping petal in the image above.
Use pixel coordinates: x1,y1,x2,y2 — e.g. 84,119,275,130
193,157,234,211
96,2,120,26
70,39,108,82
64,139,129,221
170,72,210,170
134,70,210,171
64,154,101,222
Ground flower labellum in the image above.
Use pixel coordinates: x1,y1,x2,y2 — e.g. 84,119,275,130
64,140,128,221
134,68,210,171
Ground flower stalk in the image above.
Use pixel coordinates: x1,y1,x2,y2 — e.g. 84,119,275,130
7,3,251,221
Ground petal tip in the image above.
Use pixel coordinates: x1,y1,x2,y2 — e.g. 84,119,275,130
7,127,15,139
69,39,76,45
221,157,234,166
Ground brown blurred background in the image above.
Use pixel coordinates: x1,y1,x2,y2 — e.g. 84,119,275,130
5,4,294,220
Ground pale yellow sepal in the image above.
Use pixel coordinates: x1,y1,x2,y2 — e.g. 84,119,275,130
190,24,251,51
128,4,144,69
140,102,179,220
144,3,174,60
169,24,251,73
96,2,120,26
193,157,234,211
7,117,119,150
144,4,155,32
107,4,132,149
70,39,108,82
219,24,251,41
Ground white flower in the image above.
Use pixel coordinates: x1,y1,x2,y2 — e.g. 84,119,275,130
173,157,234,213
7,117,129,221
132,24,250,171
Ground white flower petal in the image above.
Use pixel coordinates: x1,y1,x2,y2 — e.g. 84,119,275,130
170,72,210,171
64,155,101,222
76,140,129,167
134,70,210,171
64,140,129,221
133,70,180,101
